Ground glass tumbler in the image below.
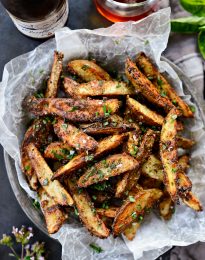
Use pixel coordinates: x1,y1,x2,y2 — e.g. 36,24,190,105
94,0,159,22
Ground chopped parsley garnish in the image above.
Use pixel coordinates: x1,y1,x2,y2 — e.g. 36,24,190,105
103,105,112,117
131,212,137,219
138,215,144,222
69,106,79,112
103,121,109,126
136,204,142,210
92,195,97,200
102,201,109,209
42,178,49,186
95,112,99,117
189,105,196,113
51,151,64,160
172,168,177,173
32,199,40,209
130,145,138,156
89,243,103,253
24,165,31,171
144,40,149,45
157,76,163,87
74,207,79,216
147,76,154,80
129,196,135,202
85,154,94,162
171,114,177,122
116,83,121,88
160,90,167,97
92,182,110,191
61,123,68,130
172,100,178,105
81,64,90,71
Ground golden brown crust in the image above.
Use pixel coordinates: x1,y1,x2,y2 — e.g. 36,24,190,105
160,108,180,202
178,155,190,172
53,117,98,152
159,196,175,220
177,172,192,193
142,155,164,181
78,153,139,188
176,136,196,149
125,58,174,113
136,52,193,117
112,188,163,236
39,188,68,234
96,207,119,218
26,96,121,123
45,51,64,98
123,222,141,240
65,176,110,238
64,78,135,98
44,142,75,160
67,60,111,82
26,143,74,206
52,134,127,180
126,96,164,126
181,191,203,211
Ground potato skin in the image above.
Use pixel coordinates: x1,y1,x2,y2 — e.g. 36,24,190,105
26,96,121,123
125,58,174,113
45,51,63,98
67,59,111,82
65,176,110,238
53,117,98,152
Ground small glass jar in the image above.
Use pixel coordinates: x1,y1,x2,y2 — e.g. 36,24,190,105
94,0,159,22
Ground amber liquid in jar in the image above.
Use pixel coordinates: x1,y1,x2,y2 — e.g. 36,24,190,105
94,0,158,23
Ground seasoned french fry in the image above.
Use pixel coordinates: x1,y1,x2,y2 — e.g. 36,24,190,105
67,59,111,82
52,134,127,180
136,52,193,117
64,78,135,98
54,117,98,152
159,196,175,220
26,143,74,206
44,142,76,160
26,96,121,123
21,118,53,190
96,207,119,218
178,171,192,193
113,188,163,236
123,222,141,241
80,115,135,135
142,155,164,181
65,176,110,238
178,155,190,172
39,188,68,234
126,96,164,126
160,108,180,201
125,58,174,113
116,129,156,197
45,51,63,98
78,153,139,188
176,136,195,149
181,192,203,211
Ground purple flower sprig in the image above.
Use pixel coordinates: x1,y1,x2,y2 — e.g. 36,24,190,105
0,226,46,260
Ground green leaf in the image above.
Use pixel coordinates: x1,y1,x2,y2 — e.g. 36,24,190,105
171,16,205,33
180,0,205,17
89,243,103,253
198,30,205,59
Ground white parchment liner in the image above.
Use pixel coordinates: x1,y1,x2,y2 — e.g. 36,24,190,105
0,8,205,260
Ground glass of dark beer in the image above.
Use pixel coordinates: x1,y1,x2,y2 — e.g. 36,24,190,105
94,0,159,22
0,0,69,38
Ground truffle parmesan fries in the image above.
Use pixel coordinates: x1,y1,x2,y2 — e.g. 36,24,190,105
21,51,202,239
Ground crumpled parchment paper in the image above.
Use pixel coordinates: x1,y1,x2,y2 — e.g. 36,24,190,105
0,7,205,260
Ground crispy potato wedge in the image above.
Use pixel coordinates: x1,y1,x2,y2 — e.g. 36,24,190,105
142,155,164,181
125,58,174,113
159,196,175,220
176,136,195,149
178,155,190,172
113,188,163,236
139,176,162,189
181,192,203,211
160,108,180,201
21,118,53,190
96,207,119,218
123,222,141,241
44,142,76,160
78,153,139,188
45,51,63,98
26,143,74,206
65,176,110,238
90,191,112,203
126,96,164,126
38,188,68,234
80,115,135,135
177,172,192,193
136,52,193,117
54,117,98,152
52,134,127,180
124,130,141,156
64,78,135,98
116,129,156,197
67,60,111,82
26,96,121,122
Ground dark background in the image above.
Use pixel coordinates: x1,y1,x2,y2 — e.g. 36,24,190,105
0,0,171,259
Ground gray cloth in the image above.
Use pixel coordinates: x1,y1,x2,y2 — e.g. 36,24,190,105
161,1,205,259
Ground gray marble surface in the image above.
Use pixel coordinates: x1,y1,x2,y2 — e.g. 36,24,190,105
0,1,171,259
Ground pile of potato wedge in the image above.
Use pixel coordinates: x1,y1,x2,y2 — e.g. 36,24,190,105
21,51,203,240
